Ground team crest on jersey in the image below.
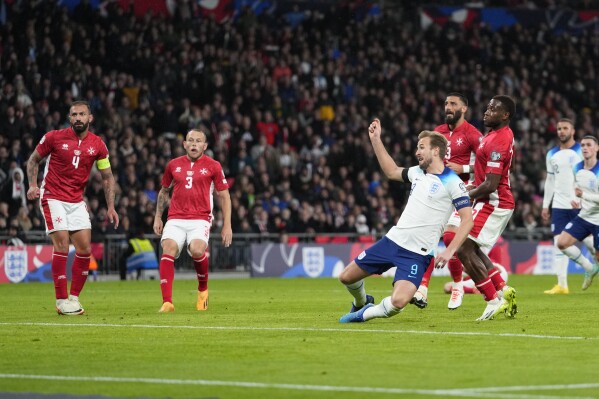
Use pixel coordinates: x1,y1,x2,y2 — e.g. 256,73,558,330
74,150,81,156
456,138,463,146
175,167,181,173
429,182,441,194
187,171,194,176
87,147,96,155
491,151,501,161
62,143,69,150
200,168,208,175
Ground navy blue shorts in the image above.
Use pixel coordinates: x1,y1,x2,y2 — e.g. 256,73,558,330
552,208,580,235
564,216,599,250
354,236,432,286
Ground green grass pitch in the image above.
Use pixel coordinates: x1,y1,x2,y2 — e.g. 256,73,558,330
1,275,598,399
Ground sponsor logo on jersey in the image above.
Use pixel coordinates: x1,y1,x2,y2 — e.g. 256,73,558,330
175,167,181,173
62,144,69,150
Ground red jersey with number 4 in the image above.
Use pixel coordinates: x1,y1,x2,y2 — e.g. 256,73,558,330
161,155,229,222
36,127,109,203
434,120,482,183
473,125,515,209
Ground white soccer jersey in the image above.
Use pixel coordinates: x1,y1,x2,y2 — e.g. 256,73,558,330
386,166,470,256
543,143,582,209
574,161,599,225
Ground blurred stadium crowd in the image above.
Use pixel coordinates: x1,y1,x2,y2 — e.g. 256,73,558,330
0,0,597,244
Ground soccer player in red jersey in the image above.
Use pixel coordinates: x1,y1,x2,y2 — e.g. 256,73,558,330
26,101,119,315
457,95,518,320
153,129,232,313
411,93,482,310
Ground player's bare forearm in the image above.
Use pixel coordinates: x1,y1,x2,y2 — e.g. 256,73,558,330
468,173,500,200
217,189,233,246
370,138,404,181
155,187,171,220
100,168,116,209
26,151,42,187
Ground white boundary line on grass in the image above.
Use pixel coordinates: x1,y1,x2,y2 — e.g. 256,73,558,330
0,373,597,399
1,322,598,341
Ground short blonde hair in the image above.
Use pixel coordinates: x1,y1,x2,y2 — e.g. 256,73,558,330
418,130,448,159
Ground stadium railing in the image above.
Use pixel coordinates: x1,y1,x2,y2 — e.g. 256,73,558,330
0,228,552,276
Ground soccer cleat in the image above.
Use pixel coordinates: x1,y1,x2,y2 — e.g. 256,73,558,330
159,302,175,313
339,303,374,323
544,284,569,294
410,289,428,309
349,294,375,313
447,286,464,310
56,299,84,316
582,265,599,291
197,290,209,311
502,286,517,318
476,297,508,321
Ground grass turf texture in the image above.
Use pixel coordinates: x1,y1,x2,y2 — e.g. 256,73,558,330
0,275,598,399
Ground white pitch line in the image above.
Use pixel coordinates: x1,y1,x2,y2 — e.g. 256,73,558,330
0,322,597,341
0,374,597,399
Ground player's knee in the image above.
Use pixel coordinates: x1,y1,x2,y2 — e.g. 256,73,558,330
161,240,179,256
53,240,70,253
556,238,568,251
338,270,351,285
189,247,206,259
390,292,409,309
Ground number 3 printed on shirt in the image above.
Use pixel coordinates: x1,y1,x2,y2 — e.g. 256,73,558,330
185,176,193,189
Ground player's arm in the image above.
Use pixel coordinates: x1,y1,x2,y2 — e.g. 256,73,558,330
98,160,120,228
446,162,472,174
468,172,500,201
216,188,232,247
26,149,43,200
575,186,599,203
368,118,405,182
541,173,555,221
436,199,473,268
153,184,172,235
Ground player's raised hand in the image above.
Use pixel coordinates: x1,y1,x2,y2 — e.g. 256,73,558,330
153,218,163,236
368,118,381,140
27,186,40,200
107,208,120,229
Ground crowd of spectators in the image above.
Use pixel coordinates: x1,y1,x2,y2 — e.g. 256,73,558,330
0,1,597,244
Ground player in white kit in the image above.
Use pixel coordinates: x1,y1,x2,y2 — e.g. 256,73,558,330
556,136,599,290
542,119,595,294
338,120,474,323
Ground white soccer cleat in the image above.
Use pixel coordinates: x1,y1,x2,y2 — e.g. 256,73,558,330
447,285,464,310
56,299,84,316
476,297,508,321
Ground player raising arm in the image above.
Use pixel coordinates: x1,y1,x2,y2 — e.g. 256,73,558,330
153,129,232,313
27,100,119,316
337,119,473,323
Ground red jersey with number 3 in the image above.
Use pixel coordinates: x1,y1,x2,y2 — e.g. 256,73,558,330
36,127,109,203
161,155,229,222
473,125,515,209
434,120,482,183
